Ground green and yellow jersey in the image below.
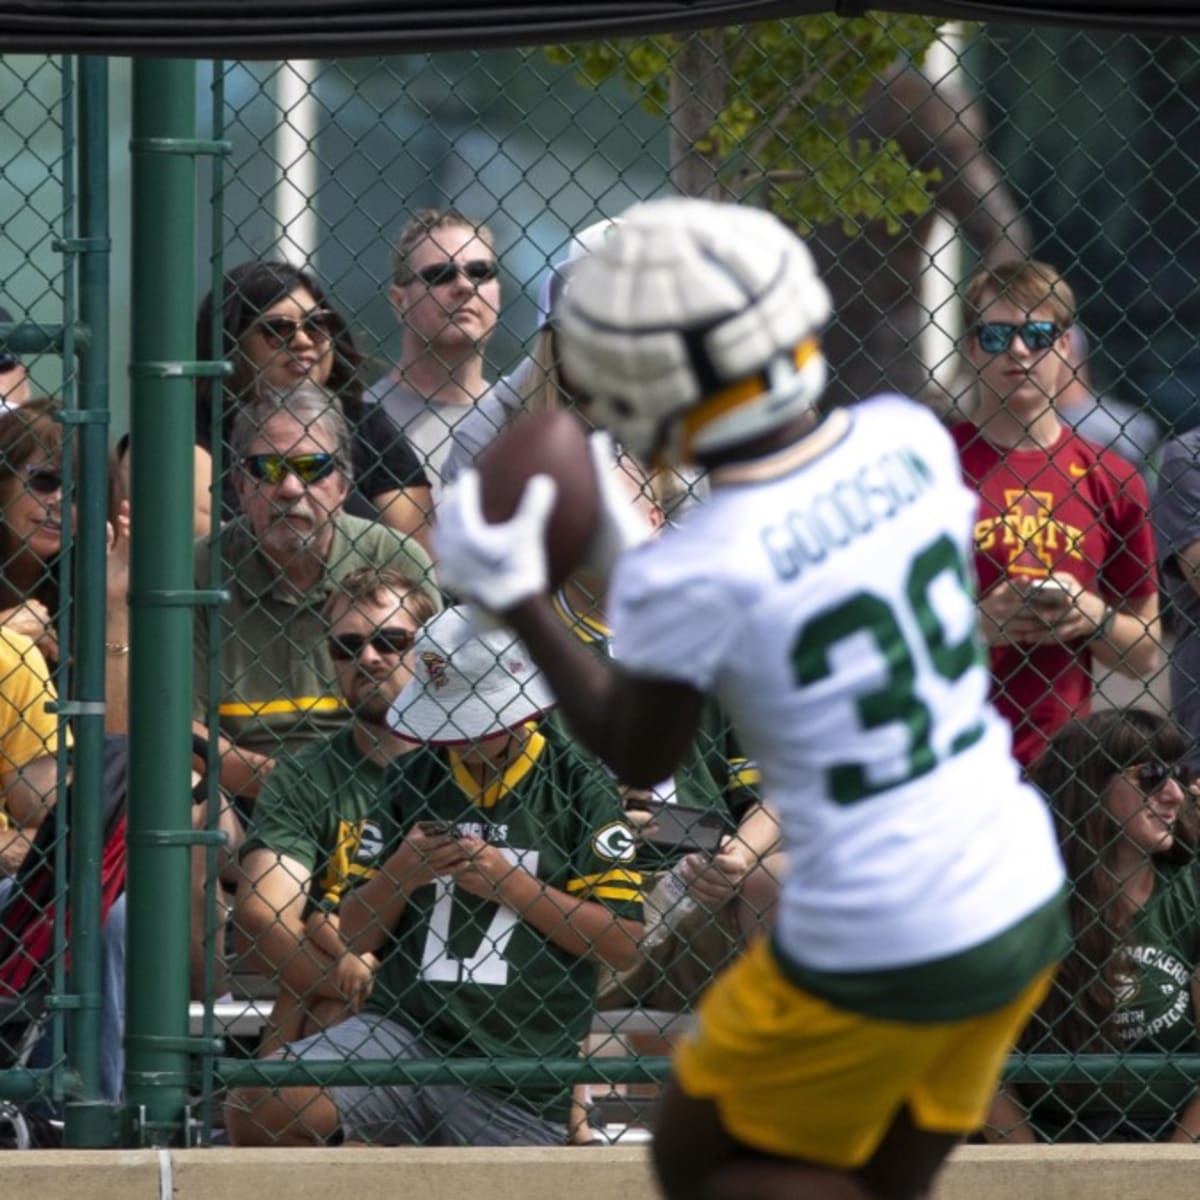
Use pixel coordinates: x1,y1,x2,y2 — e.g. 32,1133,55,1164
240,725,390,912
550,588,759,872
364,720,643,1121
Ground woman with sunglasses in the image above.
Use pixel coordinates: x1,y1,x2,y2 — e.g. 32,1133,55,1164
0,398,70,663
986,708,1200,1144
951,260,1160,772
196,261,432,548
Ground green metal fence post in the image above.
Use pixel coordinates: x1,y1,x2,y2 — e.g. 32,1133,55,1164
124,57,200,1147
61,52,119,1149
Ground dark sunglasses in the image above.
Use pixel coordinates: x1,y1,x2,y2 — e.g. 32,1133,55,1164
1123,761,1197,793
975,321,1062,354
242,453,337,485
254,310,337,347
328,628,415,662
22,466,63,496
414,259,499,288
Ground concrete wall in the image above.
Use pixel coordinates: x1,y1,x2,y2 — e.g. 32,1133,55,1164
10,1145,1200,1199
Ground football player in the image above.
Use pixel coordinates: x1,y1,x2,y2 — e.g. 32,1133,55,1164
433,198,1068,1200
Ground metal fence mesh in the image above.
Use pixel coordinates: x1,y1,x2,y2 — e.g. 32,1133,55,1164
1,13,1199,1150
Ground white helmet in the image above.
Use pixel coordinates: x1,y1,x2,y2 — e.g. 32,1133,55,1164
554,198,832,466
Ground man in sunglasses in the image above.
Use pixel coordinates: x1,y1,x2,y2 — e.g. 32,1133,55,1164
233,566,437,1057
954,259,1160,770
365,208,502,499
225,605,642,1148
193,383,441,811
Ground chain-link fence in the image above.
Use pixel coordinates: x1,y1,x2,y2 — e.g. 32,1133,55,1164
2,12,1200,1152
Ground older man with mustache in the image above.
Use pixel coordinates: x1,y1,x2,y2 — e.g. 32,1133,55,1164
193,382,440,812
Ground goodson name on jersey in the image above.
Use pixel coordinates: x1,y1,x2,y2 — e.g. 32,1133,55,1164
760,446,934,583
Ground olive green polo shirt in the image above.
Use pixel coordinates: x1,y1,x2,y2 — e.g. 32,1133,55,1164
193,513,440,759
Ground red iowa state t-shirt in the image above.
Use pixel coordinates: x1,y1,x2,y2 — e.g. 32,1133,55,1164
951,421,1158,768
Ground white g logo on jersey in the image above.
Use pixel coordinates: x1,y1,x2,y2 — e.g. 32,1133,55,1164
592,821,638,863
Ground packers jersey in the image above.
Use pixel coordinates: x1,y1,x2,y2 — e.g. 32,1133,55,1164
549,588,760,873
364,721,643,1120
610,395,1066,1014
241,725,389,913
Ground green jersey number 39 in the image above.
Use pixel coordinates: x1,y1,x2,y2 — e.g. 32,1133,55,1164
791,534,985,805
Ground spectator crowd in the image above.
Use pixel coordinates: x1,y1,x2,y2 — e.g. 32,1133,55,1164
0,207,1197,1150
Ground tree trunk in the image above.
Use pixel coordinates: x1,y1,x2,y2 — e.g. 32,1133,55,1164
669,31,727,199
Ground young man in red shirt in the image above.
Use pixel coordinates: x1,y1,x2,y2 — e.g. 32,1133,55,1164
954,260,1160,768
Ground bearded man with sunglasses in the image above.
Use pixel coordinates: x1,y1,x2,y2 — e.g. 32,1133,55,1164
193,384,441,810
366,208,502,500
954,260,1160,769
232,566,437,1057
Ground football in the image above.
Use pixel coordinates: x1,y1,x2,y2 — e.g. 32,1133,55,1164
476,408,600,589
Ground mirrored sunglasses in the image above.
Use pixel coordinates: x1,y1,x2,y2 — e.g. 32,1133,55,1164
414,259,499,288
1123,761,1197,793
254,310,337,347
975,321,1062,354
242,453,337,485
328,628,415,662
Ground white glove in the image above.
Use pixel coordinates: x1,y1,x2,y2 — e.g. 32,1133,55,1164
433,469,557,613
582,431,655,577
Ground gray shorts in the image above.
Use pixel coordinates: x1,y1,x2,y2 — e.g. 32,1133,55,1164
286,1013,567,1147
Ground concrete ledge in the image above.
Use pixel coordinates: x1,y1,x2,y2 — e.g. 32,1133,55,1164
171,1147,658,1198
11,1143,1200,1199
937,1144,1200,1198
0,1150,160,1198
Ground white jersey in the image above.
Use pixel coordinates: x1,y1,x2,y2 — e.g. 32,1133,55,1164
610,394,1065,975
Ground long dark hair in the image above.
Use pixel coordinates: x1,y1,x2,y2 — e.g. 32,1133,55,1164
1028,709,1195,1053
195,260,365,446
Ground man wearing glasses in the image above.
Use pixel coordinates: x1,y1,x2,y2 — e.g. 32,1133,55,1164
225,605,643,1148
366,208,502,499
953,260,1160,769
192,382,440,809
232,565,437,1056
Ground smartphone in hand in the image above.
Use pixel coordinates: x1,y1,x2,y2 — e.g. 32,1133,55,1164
624,798,728,855
1025,576,1071,606
415,819,457,838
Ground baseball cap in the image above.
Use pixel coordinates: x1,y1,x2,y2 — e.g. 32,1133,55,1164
388,606,556,745
0,306,19,372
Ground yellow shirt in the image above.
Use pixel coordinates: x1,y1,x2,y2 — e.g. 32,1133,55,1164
0,629,61,828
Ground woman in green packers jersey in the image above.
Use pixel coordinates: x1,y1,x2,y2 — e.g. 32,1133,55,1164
987,708,1200,1143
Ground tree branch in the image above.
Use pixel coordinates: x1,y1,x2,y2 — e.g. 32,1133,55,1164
742,41,855,174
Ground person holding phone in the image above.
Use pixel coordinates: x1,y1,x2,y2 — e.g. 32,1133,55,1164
225,606,643,1147
954,259,1161,769
550,443,782,1023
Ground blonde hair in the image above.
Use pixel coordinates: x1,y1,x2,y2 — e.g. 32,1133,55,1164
392,208,496,286
514,327,572,416
963,260,1076,330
